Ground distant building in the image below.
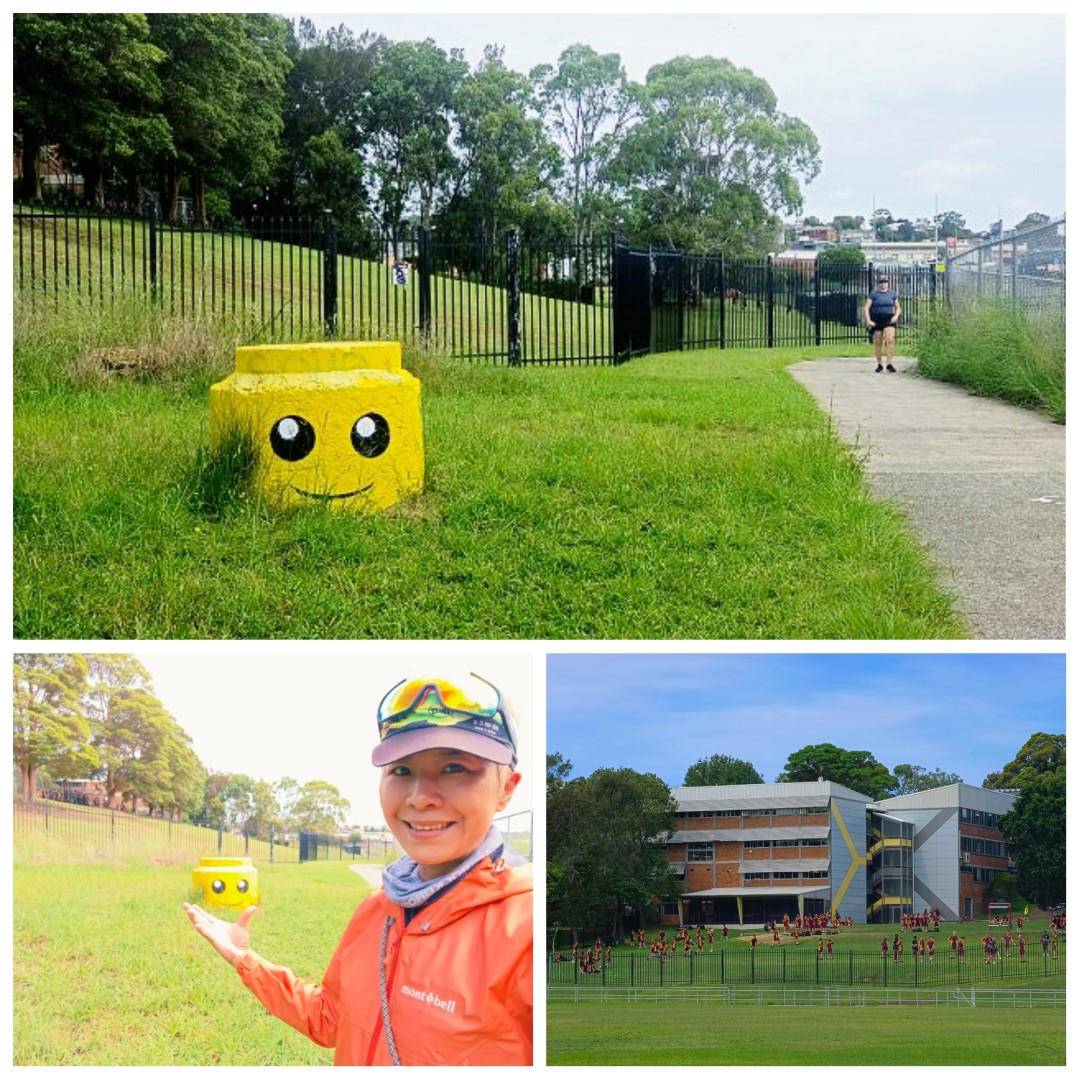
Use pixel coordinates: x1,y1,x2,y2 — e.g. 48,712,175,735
871,784,1017,923
664,780,1015,926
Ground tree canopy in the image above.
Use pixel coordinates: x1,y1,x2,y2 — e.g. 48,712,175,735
14,14,825,256
775,743,895,801
548,759,678,942
889,764,963,796
999,771,1065,909
13,653,97,800
683,753,763,787
983,732,1065,790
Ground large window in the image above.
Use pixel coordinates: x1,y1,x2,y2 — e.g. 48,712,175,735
687,842,713,863
961,836,1009,858
743,840,770,849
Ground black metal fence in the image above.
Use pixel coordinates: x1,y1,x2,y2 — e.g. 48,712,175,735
12,796,398,865
547,943,1063,990
14,204,938,363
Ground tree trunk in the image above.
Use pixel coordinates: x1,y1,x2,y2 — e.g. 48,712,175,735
21,763,38,801
21,131,44,204
192,172,207,226
159,165,180,222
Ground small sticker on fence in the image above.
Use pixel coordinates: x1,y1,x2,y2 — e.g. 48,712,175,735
393,262,409,286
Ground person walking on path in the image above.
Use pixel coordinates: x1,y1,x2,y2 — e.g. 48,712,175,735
863,275,902,372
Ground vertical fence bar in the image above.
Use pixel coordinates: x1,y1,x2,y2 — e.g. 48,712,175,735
506,229,521,367
418,226,432,338
323,212,338,339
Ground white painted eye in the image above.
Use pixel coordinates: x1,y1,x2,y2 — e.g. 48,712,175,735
355,416,376,438
279,417,300,440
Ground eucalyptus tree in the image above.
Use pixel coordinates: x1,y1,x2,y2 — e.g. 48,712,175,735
440,46,562,249
361,37,469,246
531,43,640,246
609,55,820,254
13,654,97,801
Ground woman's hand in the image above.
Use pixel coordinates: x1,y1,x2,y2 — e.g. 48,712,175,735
183,902,257,968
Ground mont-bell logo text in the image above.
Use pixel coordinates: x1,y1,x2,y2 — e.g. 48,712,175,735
401,984,457,1014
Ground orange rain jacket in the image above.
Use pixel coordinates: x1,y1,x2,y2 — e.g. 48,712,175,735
235,856,532,1066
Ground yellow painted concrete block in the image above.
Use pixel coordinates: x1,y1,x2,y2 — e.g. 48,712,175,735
209,341,424,511
192,856,259,909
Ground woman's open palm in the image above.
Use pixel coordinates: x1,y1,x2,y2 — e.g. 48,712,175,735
183,902,257,967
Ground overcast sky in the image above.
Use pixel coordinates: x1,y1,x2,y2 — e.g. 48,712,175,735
286,7,1066,233
546,652,1064,792
137,650,534,831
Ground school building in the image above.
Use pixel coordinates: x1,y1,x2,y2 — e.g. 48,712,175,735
663,781,1015,926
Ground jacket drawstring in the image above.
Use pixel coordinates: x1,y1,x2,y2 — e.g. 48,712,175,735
378,916,402,1066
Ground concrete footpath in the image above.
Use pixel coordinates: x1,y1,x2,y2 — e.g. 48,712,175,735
787,356,1065,640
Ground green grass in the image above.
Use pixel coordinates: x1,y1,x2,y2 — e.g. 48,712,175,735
13,858,367,1065
546,1000,1066,1065
914,299,1065,422
13,294,968,639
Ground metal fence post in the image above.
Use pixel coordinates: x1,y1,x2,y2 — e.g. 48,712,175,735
323,210,338,339
218,822,224,854
766,255,775,347
506,228,521,366
813,259,822,347
418,225,432,337
145,197,158,301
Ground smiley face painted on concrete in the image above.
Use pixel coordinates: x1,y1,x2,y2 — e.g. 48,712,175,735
209,342,424,511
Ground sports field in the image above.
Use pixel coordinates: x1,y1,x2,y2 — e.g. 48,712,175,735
547,920,1066,1065
546,998,1066,1066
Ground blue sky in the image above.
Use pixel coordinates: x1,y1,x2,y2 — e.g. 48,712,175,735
287,8,1066,232
546,653,1064,791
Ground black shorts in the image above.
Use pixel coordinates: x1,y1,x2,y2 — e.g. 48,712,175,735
871,318,896,333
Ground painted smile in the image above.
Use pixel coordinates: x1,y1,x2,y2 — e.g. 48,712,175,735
292,483,374,501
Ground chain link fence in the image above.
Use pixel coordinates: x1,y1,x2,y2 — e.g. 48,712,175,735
946,215,1065,314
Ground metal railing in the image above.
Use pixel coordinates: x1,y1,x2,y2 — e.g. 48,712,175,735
15,204,949,364
946,215,1065,314
547,985,1066,1008
546,945,1064,989
12,796,399,865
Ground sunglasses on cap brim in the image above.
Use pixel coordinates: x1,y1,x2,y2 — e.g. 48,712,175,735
377,672,518,753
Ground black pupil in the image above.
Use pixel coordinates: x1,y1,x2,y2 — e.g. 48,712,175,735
270,415,316,461
237,879,249,893
211,880,225,893
351,414,390,458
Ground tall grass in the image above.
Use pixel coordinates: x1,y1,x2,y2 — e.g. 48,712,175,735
13,291,967,639
914,300,1065,422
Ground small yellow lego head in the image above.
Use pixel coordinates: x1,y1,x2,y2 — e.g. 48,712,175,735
209,341,424,511
192,856,259,909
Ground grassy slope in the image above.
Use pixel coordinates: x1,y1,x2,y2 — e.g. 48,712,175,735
13,859,365,1066
13,312,966,639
